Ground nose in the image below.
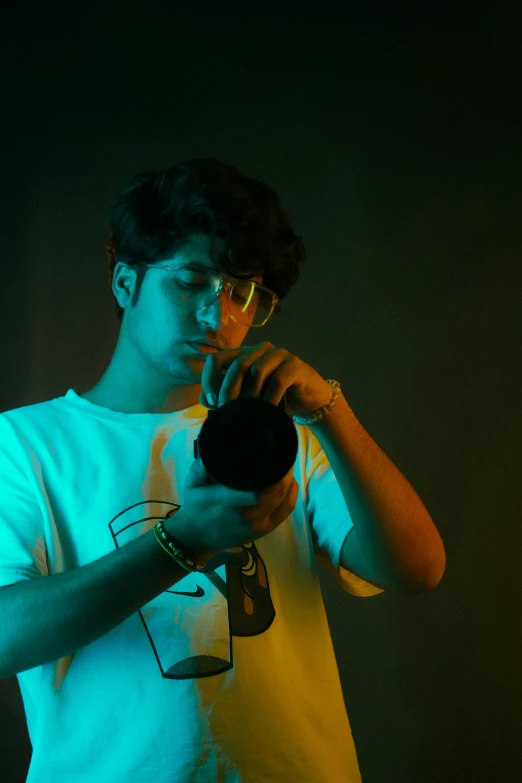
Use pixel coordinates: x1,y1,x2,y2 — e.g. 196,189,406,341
200,287,233,328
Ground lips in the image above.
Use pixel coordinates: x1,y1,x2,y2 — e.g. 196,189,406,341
191,338,223,349
187,342,220,354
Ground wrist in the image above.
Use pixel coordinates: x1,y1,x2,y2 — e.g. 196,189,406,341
164,513,219,568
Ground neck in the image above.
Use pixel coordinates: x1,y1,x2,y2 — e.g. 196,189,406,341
81,337,202,414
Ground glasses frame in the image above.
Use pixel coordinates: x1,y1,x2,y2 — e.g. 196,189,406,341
146,262,279,327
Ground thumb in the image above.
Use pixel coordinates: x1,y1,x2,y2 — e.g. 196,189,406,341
186,456,213,486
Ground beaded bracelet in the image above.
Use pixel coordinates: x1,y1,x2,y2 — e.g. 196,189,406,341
292,379,341,425
153,521,206,573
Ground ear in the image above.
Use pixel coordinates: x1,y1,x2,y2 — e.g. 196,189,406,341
112,262,138,310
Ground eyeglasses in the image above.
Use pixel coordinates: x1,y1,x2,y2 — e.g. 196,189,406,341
146,263,279,327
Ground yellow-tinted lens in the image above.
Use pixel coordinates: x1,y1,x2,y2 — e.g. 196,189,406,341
167,268,273,326
230,282,273,325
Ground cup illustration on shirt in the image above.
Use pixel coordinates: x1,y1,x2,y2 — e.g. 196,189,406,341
108,500,276,679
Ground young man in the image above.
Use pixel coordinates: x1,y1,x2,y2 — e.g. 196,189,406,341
0,159,443,782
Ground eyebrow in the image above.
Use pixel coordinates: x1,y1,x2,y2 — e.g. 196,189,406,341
182,261,263,281
187,261,220,271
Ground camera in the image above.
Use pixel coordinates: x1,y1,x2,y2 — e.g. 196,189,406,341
193,394,298,492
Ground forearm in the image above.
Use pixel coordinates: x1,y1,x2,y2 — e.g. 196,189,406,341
312,392,446,591
0,518,219,678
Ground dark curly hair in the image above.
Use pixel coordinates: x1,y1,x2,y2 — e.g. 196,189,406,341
105,158,306,323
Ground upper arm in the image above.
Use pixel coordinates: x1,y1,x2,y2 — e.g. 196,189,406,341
340,529,423,594
0,584,18,605
340,529,390,590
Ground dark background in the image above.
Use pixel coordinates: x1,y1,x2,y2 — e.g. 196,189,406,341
1,3,521,781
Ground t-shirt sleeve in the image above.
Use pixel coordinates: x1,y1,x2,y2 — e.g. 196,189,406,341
0,414,48,587
303,425,385,597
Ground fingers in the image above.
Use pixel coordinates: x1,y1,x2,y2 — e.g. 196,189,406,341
267,475,298,527
245,469,297,527
256,463,295,499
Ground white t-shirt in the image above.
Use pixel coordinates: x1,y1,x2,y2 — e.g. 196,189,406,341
0,389,384,783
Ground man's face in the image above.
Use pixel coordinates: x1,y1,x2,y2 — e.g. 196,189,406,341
112,233,263,409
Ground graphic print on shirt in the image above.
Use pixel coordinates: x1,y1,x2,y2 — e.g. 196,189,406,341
109,500,275,680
